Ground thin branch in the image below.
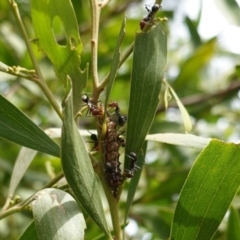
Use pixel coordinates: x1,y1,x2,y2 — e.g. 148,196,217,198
99,42,134,90
0,205,23,220
0,172,65,219
89,0,101,92
157,79,240,113
8,0,62,119
76,0,139,38
8,0,42,81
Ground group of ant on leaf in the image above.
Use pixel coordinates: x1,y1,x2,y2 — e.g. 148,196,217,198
81,3,162,197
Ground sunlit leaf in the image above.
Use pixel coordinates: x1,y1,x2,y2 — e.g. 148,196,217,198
146,133,211,149
166,81,192,132
171,139,240,240
214,0,240,25
32,188,86,240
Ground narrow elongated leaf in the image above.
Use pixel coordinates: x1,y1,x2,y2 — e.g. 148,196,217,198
32,188,86,240
61,86,110,237
125,23,167,164
104,18,126,106
184,16,202,48
2,147,37,210
226,206,240,240
18,221,38,240
163,80,192,132
174,38,216,89
124,141,147,224
31,0,87,114
0,95,60,157
168,84,192,132
171,139,240,240
146,133,211,150
214,0,240,25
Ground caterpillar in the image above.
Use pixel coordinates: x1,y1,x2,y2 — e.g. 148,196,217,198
104,117,124,197
82,94,126,197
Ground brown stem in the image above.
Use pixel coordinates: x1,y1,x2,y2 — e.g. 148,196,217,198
157,79,240,113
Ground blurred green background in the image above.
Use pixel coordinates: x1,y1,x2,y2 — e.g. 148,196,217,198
1,0,240,239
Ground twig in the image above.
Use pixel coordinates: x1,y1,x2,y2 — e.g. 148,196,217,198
157,79,240,113
8,0,62,120
89,0,101,93
99,42,134,90
0,172,64,219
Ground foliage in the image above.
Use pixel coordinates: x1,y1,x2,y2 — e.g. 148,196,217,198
1,0,240,239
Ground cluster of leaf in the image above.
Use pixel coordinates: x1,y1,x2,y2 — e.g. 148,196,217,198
1,0,240,240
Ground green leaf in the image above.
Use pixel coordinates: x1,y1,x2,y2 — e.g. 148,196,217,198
184,16,202,48
166,82,192,132
104,18,126,107
124,141,147,224
125,23,167,162
61,86,110,237
18,221,38,240
174,38,216,90
170,139,240,240
226,206,240,240
214,0,240,25
31,0,87,114
32,188,86,240
0,95,60,157
3,147,37,209
235,65,240,78
146,133,211,150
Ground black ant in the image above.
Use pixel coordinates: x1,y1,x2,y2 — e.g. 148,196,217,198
108,102,127,126
82,94,103,116
82,94,91,106
125,152,140,178
87,130,99,151
140,3,161,30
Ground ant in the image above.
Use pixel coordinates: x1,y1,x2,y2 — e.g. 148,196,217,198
125,152,140,178
108,102,127,127
140,3,161,30
82,94,103,116
87,130,99,151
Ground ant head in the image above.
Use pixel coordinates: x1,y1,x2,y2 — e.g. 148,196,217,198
90,133,98,141
152,4,161,12
118,115,127,126
82,94,89,103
